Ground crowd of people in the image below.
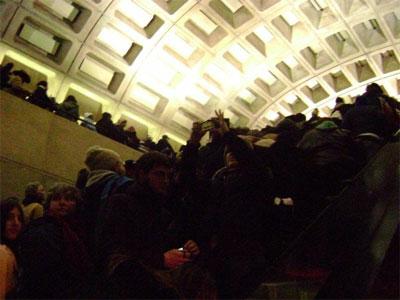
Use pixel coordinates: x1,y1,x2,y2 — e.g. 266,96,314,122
1,59,400,299
0,63,176,154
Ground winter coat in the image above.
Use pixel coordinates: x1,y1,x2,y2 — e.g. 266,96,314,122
205,132,274,298
57,99,79,121
28,88,55,111
96,182,184,273
95,118,118,140
81,170,133,256
342,104,387,137
18,215,93,299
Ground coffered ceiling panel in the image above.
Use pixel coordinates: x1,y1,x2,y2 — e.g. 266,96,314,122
1,0,399,143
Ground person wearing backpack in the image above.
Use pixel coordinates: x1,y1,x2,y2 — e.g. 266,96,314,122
80,146,133,257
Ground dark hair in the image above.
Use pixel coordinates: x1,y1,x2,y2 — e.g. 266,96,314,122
1,62,14,72
135,152,171,176
65,95,77,103
102,112,112,119
23,182,43,205
125,159,136,169
336,97,344,104
37,80,48,88
45,183,81,210
366,83,383,96
12,70,31,83
1,197,24,246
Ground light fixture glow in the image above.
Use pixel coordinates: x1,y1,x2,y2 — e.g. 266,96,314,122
310,0,328,11
262,70,277,85
118,0,153,28
206,64,226,83
165,34,195,59
309,44,323,53
224,109,239,124
285,93,298,104
19,24,59,55
190,10,218,35
80,56,114,86
190,86,210,105
307,79,319,89
239,89,256,104
39,0,79,21
221,0,242,13
130,85,160,110
229,44,249,63
144,59,177,86
281,11,300,26
97,26,132,56
254,26,273,42
266,110,279,121
283,55,298,68
173,111,194,129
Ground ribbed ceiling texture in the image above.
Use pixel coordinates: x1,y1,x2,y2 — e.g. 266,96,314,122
1,0,399,145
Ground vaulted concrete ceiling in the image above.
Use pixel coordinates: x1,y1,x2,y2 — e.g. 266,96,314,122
1,0,399,146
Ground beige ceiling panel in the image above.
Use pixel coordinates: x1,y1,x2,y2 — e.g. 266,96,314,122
276,55,310,83
235,86,269,114
322,68,353,93
161,30,206,68
346,59,378,83
207,0,255,29
300,0,338,29
2,0,399,142
104,0,166,39
325,30,360,60
353,19,389,49
334,0,370,17
272,10,315,47
383,10,400,39
181,8,230,48
2,7,81,72
152,0,199,20
84,16,146,66
280,91,310,114
0,1,18,38
244,23,286,59
69,45,132,99
170,107,202,135
248,0,281,12
300,78,330,103
371,48,400,74
21,0,102,42
84,0,114,11
300,43,334,70
225,106,250,127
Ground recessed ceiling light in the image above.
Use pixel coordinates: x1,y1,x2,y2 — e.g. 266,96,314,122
229,44,250,63
281,11,300,26
118,0,153,28
254,26,273,42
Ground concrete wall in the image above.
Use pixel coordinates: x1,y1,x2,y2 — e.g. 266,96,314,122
0,91,143,199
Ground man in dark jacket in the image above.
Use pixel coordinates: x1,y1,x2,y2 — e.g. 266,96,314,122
203,111,274,299
56,95,79,122
95,152,200,298
81,146,132,257
95,112,118,140
28,81,55,111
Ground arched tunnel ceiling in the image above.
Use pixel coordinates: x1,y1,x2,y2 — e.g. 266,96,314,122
1,0,400,145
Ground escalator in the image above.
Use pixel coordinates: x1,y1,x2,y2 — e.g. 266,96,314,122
251,141,399,299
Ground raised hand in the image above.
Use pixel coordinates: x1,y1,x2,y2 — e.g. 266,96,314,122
184,240,200,257
163,249,190,269
215,109,229,134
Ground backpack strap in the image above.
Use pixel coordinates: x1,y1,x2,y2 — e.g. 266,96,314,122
100,175,133,202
